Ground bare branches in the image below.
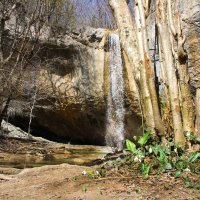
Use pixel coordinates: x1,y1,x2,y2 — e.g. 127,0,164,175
0,0,57,128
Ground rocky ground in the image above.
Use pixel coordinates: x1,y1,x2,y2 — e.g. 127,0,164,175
0,137,199,200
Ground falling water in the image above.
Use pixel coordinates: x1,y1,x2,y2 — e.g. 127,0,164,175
106,34,125,150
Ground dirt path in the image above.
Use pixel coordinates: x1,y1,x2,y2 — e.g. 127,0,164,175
0,163,199,200
0,164,139,200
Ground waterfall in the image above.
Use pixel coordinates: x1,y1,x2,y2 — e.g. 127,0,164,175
106,33,125,150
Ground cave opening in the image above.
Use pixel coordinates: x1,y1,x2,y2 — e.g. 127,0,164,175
7,116,106,146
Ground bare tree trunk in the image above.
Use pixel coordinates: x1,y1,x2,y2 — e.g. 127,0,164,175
176,16,195,134
158,34,172,139
143,0,151,17
156,0,185,145
135,0,165,137
167,0,195,134
108,0,141,105
109,0,158,133
122,50,141,115
177,49,195,134
134,1,155,133
109,0,140,81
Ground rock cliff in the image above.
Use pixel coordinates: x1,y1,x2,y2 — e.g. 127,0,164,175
6,27,142,145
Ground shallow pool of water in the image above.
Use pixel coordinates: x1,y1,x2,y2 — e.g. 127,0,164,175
0,146,112,169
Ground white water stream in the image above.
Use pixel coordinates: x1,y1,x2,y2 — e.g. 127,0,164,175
106,34,125,150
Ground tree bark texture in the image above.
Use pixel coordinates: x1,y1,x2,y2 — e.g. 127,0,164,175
156,0,185,145
167,0,195,134
135,0,165,136
176,14,195,134
109,0,140,81
134,0,155,132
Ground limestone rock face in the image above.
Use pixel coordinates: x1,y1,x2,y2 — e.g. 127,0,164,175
11,29,106,144
7,28,142,145
179,0,200,92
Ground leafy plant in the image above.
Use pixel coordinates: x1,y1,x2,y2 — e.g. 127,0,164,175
126,139,136,153
177,161,188,170
152,144,171,170
175,170,182,177
140,163,150,179
138,131,151,146
102,130,199,182
100,166,106,177
188,152,200,163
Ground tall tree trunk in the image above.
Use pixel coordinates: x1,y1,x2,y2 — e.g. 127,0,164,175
108,1,142,133
109,0,156,133
167,0,195,134
109,0,140,80
156,0,185,145
177,45,195,134
108,0,141,108
158,34,172,138
122,50,141,116
176,16,195,134
134,0,155,133
135,0,165,137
